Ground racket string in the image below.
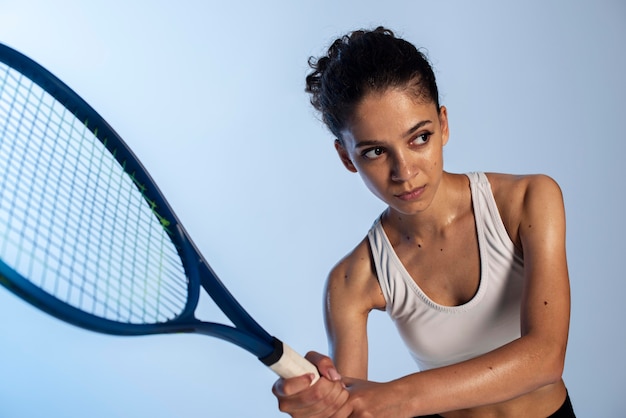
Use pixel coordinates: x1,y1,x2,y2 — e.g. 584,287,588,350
0,63,188,324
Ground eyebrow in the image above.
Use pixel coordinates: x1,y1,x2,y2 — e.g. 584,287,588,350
354,119,433,148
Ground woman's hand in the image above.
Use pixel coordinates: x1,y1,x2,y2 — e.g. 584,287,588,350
341,377,408,418
272,352,351,417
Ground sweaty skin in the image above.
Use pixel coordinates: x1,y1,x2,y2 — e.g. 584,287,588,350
274,88,570,418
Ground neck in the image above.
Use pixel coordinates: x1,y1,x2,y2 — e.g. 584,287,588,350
383,173,469,238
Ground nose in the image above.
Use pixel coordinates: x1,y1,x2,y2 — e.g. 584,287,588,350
390,152,416,182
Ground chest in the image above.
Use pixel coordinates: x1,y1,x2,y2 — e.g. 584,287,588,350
391,215,480,307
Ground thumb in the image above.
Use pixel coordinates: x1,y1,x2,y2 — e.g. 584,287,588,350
272,373,316,397
305,351,342,382
340,376,358,388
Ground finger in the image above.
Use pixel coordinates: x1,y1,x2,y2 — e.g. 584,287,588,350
273,373,316,397
288,378,349,417
340,376,356,388
305,351,342,382
329,397,354,418
325,384,352,418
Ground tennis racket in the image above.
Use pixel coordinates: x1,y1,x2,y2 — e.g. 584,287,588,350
0,42,319,383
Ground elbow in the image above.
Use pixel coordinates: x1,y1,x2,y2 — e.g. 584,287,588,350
519,332,567,387
544,355,565,385
535,341,567,386
551,349,567,383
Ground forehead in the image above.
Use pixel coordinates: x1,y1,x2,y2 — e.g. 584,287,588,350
341,88,439,144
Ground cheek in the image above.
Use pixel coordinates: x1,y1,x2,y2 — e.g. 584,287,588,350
357,170,387,195
358,171,380,189
361,179,389,203
427,147,444,170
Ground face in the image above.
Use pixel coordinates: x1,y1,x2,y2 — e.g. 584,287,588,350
336,88,449,215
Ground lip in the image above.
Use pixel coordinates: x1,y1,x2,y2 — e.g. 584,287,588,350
395,185,426,201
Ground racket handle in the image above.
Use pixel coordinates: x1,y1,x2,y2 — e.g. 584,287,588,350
261,338,320,384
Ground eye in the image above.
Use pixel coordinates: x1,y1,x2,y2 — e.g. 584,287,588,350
413,133,431,145
362,147,385,160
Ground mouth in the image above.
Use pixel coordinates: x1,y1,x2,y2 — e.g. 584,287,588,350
394,185,426,201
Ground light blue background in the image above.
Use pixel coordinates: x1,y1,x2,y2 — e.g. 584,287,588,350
0,1,624,416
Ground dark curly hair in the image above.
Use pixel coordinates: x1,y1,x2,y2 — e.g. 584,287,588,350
306,27,440,141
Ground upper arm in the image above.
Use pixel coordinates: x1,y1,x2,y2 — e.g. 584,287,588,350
515,175,571,372
323,239,384,379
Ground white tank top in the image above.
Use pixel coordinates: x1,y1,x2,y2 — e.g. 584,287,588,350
368,172,524,371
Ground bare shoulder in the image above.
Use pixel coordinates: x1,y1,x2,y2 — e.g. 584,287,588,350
325,236,385,315
487,172,563,200
485,173,565,248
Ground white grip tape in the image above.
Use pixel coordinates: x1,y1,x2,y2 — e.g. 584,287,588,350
269,342,320,384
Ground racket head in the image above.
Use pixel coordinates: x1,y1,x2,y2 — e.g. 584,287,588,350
0,42,200,335
0,43,319,378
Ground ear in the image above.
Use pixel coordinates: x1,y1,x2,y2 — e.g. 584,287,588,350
439,106,450,146
334,140,358,173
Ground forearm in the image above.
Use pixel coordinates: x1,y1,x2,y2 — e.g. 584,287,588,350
391,335,565,416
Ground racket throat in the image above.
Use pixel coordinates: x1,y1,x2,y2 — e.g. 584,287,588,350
259,337,320,382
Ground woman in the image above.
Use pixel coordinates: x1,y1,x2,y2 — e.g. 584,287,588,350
273,27,575,417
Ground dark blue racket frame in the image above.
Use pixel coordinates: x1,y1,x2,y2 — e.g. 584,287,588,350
0,43,279,362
